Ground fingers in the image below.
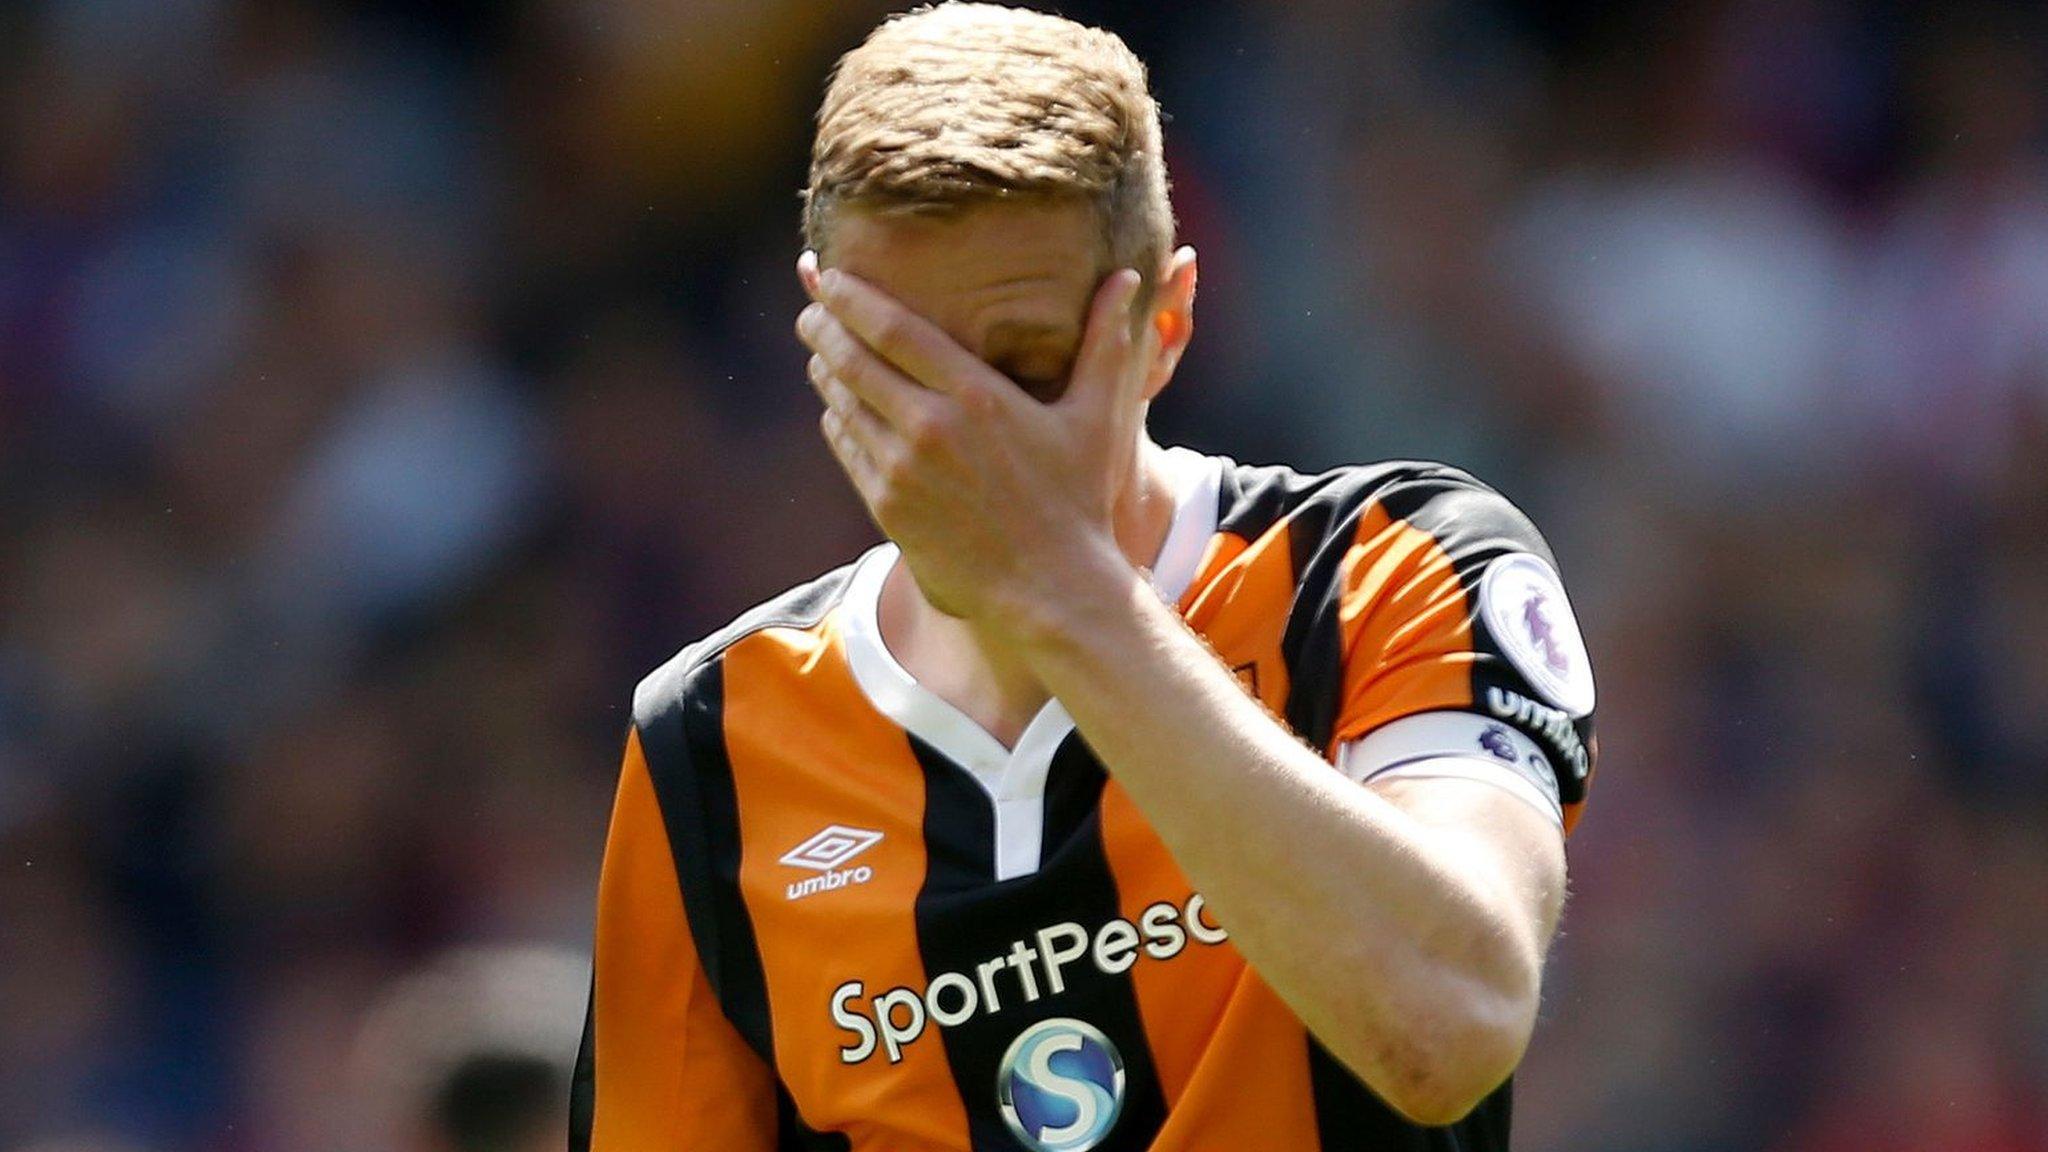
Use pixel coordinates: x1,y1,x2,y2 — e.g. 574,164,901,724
798,302,931,431
796,249,823,301
805,355,877,433
1057,268,1146,416
808,355,909,477
817,359,901,470
816,268,1004,400
820,403,886,506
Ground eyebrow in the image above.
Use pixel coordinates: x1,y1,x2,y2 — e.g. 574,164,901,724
981,318,1080,358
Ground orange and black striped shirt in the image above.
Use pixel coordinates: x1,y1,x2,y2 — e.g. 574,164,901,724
572,449,1597,1151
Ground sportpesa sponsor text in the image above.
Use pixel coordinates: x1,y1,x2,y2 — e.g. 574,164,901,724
833,893,1228,1064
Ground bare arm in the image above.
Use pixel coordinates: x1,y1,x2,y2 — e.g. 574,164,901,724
992,552,1565,1124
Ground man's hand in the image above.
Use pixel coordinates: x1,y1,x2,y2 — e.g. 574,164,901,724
794,256,1151,623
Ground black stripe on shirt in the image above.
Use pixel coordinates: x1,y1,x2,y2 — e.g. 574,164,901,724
777,1084,854,1151
636,659,777,1062
1217,459,1341,543
908,735,1169,1151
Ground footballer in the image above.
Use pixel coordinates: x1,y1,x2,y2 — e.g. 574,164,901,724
572,5,1597,1151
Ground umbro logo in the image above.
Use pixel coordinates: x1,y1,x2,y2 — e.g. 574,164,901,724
781,825,884,871
781,825,882,901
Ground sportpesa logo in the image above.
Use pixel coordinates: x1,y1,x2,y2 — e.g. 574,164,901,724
997,1018,1125,1152
832,893,1228,1064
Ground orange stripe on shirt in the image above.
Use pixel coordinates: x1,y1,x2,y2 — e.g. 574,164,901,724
589,729,779,1150
721,614,974,1150
1332,504,1481,753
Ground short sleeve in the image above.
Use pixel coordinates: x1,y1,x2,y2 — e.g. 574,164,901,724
1307,469,1598,833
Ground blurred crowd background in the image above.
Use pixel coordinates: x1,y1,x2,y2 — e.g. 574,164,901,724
2,0,2044,1149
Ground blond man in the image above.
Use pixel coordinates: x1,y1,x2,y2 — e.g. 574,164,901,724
574,5,1596,1150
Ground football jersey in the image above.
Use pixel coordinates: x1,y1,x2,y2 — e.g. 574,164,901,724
571,447,1598,1152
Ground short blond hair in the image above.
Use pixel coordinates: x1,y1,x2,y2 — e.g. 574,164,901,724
804,3,1174,289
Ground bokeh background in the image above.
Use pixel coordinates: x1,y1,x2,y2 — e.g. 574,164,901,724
3,0,2045,1149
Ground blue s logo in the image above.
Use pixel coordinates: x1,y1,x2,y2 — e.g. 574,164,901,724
995,1018,1126,1151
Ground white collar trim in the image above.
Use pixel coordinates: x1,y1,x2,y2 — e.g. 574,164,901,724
838,447,1221,879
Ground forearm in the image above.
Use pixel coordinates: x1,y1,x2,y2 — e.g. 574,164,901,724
991,550,1542,1122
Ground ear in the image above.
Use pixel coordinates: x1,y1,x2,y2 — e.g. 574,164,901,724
1142,246,1198,401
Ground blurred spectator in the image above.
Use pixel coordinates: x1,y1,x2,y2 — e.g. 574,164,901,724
353,945,588,1152
1849,5,2048,494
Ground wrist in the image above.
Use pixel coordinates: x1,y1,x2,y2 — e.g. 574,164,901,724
984,535,1147,656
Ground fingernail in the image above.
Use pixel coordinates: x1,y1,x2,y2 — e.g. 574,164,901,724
797,302,820,335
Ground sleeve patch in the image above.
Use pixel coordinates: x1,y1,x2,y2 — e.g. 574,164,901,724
1337,711,1564,827
1479,552,1595,718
